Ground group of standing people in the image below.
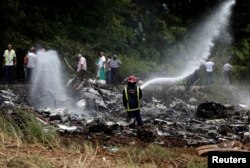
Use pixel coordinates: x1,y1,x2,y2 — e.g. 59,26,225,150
2,43,40,84
3,45,123,85
204,58,233,85
77,51,122,85
93,51,121,85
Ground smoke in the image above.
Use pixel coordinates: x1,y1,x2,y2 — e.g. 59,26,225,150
141,0,236,89
227,86,250,106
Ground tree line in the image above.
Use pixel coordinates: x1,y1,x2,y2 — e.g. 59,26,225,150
0,0,249,81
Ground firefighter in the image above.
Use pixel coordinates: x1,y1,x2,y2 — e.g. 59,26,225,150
122,75,143,128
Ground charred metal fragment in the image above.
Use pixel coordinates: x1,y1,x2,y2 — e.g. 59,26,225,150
196,102,227,119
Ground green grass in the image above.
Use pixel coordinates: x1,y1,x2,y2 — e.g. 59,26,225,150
115,145,206,168
0,107,207,168
0,107,60,149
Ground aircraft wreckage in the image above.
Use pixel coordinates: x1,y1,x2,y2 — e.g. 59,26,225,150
1,81,250,153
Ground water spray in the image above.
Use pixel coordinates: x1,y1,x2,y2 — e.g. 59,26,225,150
30,50,67,108
141,0,236,89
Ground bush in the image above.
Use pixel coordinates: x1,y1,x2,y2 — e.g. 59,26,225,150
118,55,159,80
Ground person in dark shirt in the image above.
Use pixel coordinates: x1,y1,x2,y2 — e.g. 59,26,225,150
122,75,143,128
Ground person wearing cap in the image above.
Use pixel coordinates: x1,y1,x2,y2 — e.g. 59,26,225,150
122,75,143,128
3,43,16,84
77,54,87,80
25,46,37,82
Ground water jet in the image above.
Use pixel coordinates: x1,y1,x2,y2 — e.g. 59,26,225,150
141,0,235,89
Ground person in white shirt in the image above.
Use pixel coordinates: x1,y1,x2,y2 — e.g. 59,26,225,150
98,51,106,81
3,43,16,84
25,47,37,82
223,62,233,84
77,54,87,71
77,54,87,80
204,59,215,85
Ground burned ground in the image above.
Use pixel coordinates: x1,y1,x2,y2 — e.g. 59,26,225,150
1,82,250,148
1,82,250,167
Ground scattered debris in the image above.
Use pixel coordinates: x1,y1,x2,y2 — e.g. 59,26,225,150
196,102,227,119
102,145,119,153
57,124,78,132
1,82,250,148
197,141,250,156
